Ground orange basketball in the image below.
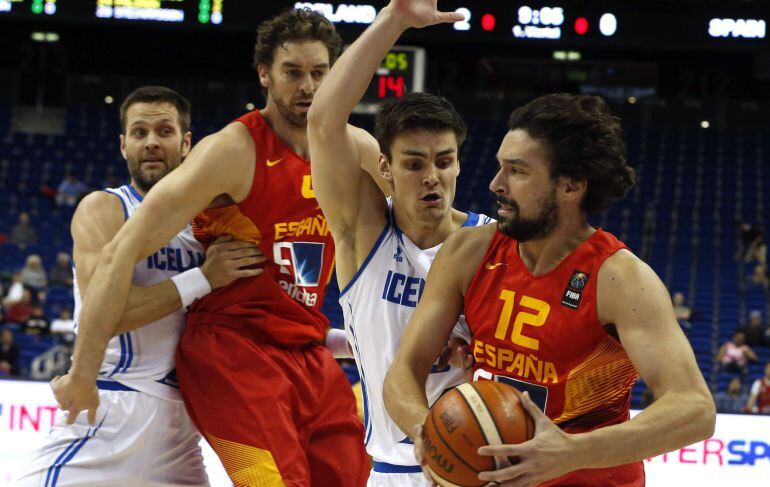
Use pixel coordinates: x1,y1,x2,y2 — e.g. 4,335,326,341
422,381,535,487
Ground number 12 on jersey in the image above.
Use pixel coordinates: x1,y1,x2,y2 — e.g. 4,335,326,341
495,290,550,351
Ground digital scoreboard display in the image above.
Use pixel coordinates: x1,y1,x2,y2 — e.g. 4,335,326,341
0,2,768,52
356,46,426,113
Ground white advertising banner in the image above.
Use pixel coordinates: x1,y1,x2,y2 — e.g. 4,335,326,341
0,379,768,486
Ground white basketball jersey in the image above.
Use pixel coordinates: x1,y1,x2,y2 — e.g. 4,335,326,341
340,200,493,466
73,184,205,400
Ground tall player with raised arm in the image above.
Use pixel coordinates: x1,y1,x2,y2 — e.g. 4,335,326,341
307,2,490,485
48,10,369,486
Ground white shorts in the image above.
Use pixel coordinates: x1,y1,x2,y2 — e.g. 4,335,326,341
14,382,209,487
367,462,429,487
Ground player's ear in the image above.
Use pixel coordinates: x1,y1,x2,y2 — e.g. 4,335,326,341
119,134,127,160
561,176,587,203
181,131,192,158
257,63,270,90
378,154,393,183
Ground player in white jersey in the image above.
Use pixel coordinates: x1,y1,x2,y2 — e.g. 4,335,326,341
16,86,263,486
307,3,480,484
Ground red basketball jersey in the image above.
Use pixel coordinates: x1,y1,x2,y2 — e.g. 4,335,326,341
190,110,334,346
465,229,643,486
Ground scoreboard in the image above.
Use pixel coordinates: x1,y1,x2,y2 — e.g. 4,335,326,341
0,1,768,53
357,46,425,113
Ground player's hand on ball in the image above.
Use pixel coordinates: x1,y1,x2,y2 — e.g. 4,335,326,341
384,0,465,30
50,373,100,426
437,337,474,373
477,392,578,487
201,235,266,289
412,424,438,487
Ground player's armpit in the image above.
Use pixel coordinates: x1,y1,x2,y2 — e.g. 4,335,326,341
567,250,716,469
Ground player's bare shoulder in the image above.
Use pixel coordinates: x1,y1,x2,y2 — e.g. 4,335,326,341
597,248,671,326
440,223,497,291
72,191,125,236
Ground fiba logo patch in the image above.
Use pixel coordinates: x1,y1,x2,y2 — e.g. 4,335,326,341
562,270,589,310
273,241,325,286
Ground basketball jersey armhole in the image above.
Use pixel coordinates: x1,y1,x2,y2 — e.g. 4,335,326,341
339,220,392,298
464,230,503,305
102,189,128,221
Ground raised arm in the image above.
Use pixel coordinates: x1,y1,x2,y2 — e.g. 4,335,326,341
478,250,716,485
53,124,255,424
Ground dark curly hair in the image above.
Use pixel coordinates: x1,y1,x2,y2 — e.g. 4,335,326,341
507,93,635,213
375,93,467,161
253,8,342,71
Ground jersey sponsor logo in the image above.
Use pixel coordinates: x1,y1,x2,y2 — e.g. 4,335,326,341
266,157,284,167
561,270,589,309
274,215,330,240
381,270,425,308
146,248,205,272
485,261,507,270
393,245,403,263
471,338,559,385
274,241,325,307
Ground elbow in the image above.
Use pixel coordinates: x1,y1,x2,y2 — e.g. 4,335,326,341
694,393,717,440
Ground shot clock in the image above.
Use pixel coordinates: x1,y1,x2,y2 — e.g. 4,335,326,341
355,45,426,114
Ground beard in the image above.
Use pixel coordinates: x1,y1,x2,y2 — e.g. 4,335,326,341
273,92,308,129
128,158,173,193
496,188,559,242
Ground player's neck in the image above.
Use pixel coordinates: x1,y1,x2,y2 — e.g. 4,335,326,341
517,215,594,276
392,205,463,249
129,181,147,199
260,108,310,160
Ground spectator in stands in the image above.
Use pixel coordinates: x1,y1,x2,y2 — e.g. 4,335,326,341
23,305,49,336
736,220,766,265
50,308,75,343
10,212,37,249
7,288,34,323
716,331,758,375
2,271,24,306
746,362,770,414
740,310,768,348
0,328,19,376
48,252,73,287
750,264,769,289
715,377,749,414
20,254,47,290
56,172,89,207
672,291,692,333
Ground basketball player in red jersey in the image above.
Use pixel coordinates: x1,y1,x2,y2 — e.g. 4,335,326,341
49,9,369,486
384,94,716,485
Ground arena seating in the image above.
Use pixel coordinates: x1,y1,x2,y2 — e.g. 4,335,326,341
2,102,769,409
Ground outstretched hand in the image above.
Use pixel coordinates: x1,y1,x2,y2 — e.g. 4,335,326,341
384,0,465,30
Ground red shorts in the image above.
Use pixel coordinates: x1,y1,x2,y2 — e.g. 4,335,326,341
176,312,369,487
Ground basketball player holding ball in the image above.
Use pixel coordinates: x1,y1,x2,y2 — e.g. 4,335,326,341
383,5,716,486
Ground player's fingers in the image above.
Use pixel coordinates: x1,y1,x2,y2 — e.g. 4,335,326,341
519,391,548,424
436,11,466,24
233,268,263,278
65,408,79,425
478,463,527,483
478,444,523,456
87,407,97,426
436,345,452,369
234,255,267,266
463,350,474,369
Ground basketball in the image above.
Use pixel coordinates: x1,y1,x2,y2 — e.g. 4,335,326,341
422,381,535,487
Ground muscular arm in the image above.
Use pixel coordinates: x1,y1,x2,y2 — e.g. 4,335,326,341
570,250,716,468
70,125,254,382
307,9,410,285
71,192,185,336
384,227,490,437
